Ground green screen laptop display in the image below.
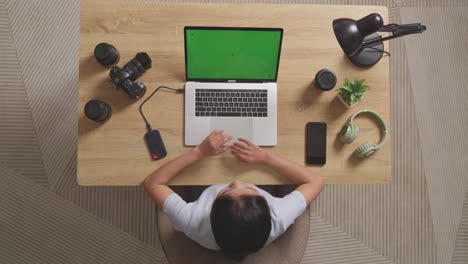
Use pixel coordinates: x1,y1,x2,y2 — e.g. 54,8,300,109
185,27,283,82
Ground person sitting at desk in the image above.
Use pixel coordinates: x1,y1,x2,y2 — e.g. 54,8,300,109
144,130,324,259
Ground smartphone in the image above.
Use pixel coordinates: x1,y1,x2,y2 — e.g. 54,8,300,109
305,122,327,165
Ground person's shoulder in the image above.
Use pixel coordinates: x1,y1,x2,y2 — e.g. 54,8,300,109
190,184,228,209
206,184,228,194
286,190,307,203
267,191,307,216
163,192,184,208
198,184,228,199
249,185,275,201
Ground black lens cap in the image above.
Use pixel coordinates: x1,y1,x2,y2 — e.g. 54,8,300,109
84,100,112,122
315,69,337,91
94,43,120,67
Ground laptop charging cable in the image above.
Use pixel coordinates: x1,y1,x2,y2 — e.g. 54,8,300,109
139,86,185,160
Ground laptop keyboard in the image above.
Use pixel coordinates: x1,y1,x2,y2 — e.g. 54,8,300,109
195,89,268,117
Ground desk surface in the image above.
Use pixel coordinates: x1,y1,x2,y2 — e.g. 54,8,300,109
79,2,390,186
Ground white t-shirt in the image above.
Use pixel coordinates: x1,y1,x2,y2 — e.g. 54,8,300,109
163,184,307,250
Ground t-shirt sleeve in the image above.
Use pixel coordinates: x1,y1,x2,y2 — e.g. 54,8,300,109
162,193,193,233
268,190,307,240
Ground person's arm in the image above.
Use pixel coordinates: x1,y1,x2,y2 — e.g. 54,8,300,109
231,138,324,204
144,130,232,207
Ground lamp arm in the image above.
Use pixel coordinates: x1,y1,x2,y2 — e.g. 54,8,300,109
362,23,427,47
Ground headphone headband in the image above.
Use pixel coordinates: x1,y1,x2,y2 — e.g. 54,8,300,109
348,110,387,148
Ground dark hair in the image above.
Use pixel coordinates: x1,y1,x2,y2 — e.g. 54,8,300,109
210,195,272,259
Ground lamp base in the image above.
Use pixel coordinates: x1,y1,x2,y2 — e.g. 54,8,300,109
347,33,384,67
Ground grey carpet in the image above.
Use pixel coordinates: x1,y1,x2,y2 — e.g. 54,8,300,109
396,0,468,6
1,0,467,264
451,191,468,264
0,0,48,189
4,0,79,191
0,163,166,264
4,0,162,248
401,6,468,264
304,213,394,264
55,186,162,248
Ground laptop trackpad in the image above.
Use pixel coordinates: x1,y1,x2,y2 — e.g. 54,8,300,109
210,118,253,144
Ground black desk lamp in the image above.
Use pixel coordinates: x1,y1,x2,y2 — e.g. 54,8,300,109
333,13,426,67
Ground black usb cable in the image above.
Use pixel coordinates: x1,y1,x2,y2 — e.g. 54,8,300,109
139,86,184,132
139,85,184,160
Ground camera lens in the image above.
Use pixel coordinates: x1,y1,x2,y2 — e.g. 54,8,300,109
135,52,152,69
84,100,112,122
123,52,152,81
94,43,120,67
315,69,337,91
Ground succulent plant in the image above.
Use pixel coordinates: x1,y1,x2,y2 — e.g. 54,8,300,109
338,79,369,106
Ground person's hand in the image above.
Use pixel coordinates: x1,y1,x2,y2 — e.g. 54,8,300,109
194,130,232,159
230,138,268,164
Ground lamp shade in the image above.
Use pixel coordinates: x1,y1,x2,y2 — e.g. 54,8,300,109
333,13,384,56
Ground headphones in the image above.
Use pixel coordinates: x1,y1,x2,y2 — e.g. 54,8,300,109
339,110,387,158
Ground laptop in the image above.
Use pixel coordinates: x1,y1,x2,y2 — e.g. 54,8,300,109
184,26,283,146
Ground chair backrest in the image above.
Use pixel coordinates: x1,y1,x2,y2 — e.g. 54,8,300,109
156,207,311,264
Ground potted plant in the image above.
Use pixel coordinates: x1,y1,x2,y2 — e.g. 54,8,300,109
337,79,369,108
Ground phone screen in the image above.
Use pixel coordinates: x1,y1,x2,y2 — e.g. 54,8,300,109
306,122,327,165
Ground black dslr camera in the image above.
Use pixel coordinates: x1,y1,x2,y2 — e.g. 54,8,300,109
109,52,152,100
93,43,152,101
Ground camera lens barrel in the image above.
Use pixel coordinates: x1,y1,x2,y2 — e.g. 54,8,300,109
135,52,152,69
123,52,152,81
124,59,144,81
94,43,120,67
315,69,337,91
84,100,112,122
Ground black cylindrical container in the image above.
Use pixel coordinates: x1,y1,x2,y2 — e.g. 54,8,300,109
314,69,337,91
94,43,120,67
84,100,112,122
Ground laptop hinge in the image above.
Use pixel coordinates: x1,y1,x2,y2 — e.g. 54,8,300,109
188,80,274,83
227,80,271,83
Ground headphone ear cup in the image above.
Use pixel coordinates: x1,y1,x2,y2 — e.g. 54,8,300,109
354,142,376,158
340,124,359,144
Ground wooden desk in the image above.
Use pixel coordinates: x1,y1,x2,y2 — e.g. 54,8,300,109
79,2,390,186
